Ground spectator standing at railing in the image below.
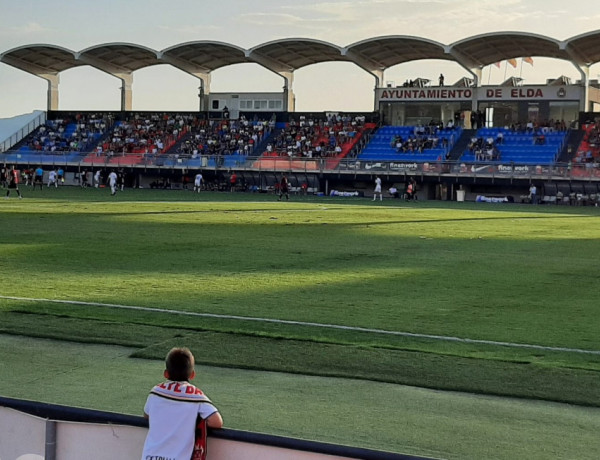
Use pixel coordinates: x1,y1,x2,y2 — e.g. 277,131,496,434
141,347,223,460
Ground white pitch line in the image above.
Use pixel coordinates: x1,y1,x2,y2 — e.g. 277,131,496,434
2,295,600,356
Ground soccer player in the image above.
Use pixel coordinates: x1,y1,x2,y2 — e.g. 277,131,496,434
373,176,382,201
48,169,58,188
5,166,23,199
108,170,118,196
194,172,203,193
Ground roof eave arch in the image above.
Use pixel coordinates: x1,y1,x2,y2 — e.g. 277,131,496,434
344,35,452,70
159,40,249,74
564,31,600,66
450,31,565,68
0,44,80,75
248,38,346,72
77,42,160,74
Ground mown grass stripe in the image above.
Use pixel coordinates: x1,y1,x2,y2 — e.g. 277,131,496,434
2,294,599,356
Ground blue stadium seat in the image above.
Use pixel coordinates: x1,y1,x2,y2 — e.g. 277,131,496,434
358,125,461,162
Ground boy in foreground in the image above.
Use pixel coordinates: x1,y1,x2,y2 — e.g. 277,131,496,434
141,347,223,460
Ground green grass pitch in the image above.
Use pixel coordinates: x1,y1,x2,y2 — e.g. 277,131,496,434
1,186,599,459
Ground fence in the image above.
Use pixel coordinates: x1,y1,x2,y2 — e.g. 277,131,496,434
0,112,46,154
0,396,437,460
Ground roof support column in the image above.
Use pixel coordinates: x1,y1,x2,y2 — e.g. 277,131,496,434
561,43,590,112
579,65,590,112
40,73,60,111
195,73,211,112
279,71,295,112
341,49,384,111
246,51,297,112
470,67,482,112
446,47,481,110
114,73,133,111
370,69,384,111
156,53,214,111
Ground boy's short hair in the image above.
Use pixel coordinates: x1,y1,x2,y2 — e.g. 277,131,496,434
165,347,195,381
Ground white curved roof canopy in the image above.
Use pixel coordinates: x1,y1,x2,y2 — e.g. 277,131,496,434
564,31,600,66
249,38,347,72
77,43,160,73
160,41,249,74
346,36,450,70
0,44,80,75
3,31,600,78
4,31,600,111
450,32,567,68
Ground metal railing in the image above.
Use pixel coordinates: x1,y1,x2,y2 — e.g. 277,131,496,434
1,149,599,182
0,396,435,460
0,111,46,153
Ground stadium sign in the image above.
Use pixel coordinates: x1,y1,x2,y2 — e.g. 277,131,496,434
496,164,533,175
389,162,419,171
379,88,472,101
478,86,580,101
377,86,581,102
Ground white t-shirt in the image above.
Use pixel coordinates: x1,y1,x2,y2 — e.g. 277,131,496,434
195,174,203,186
374,177,382,193
108,172,118,186
142,381,219,460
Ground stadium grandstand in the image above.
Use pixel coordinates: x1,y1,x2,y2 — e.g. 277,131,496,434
3,31,600,202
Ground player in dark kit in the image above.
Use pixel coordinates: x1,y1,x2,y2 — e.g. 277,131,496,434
278,174,289,201
5,166,23,199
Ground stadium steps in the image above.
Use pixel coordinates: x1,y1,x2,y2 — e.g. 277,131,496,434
165,131,193,155
557,129,584,162
253,127,278,156
447,129,475,161
257,128,282,156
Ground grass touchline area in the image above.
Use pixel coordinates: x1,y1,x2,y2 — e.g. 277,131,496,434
2,188,600,459
2,294,600,356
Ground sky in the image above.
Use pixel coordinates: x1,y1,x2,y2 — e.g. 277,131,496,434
1,0,600,119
